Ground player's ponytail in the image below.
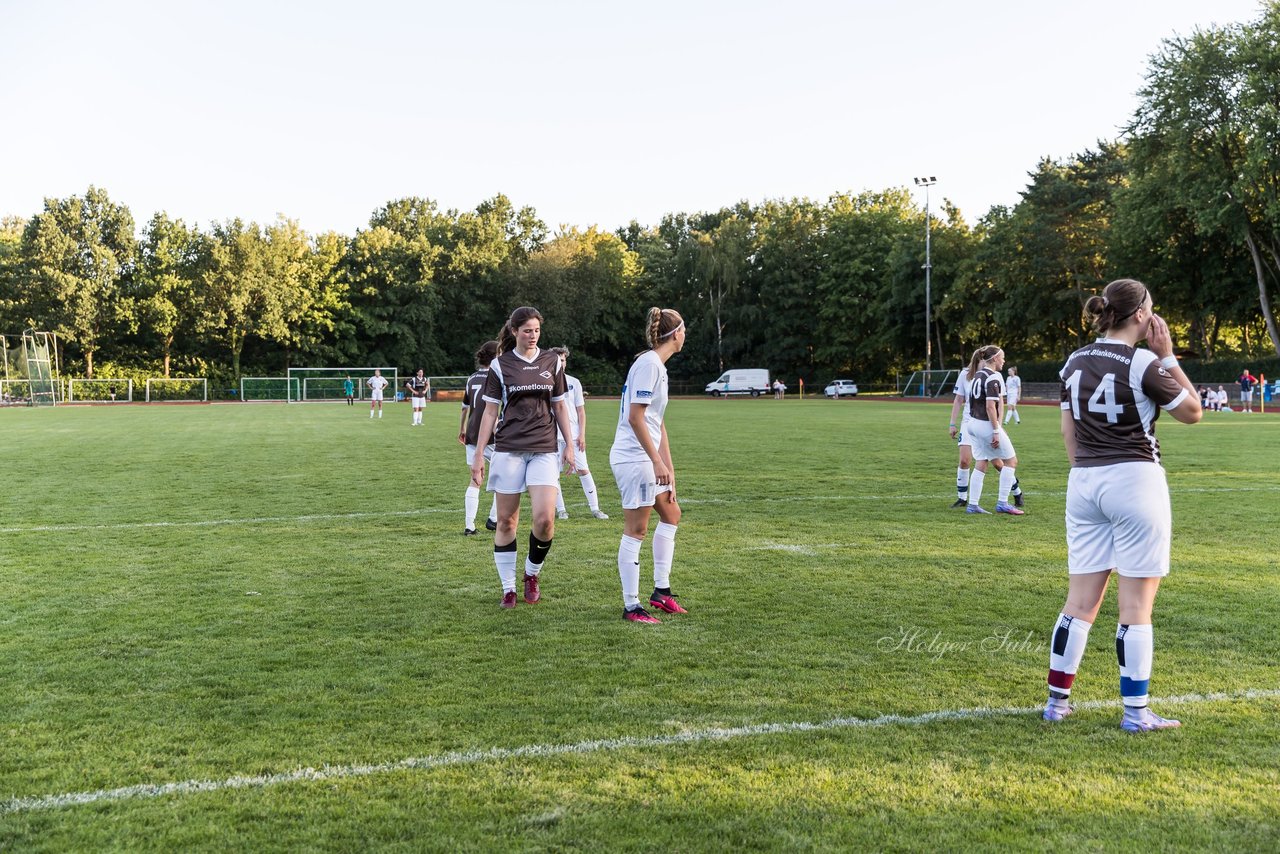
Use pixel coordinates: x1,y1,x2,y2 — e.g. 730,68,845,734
968,345,999,378
497,306,543,354
644,307,684,350
1086,278,1149,335
475,340,499,368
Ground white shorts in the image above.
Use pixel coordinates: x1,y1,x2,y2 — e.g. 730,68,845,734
1006,394,1019,407
412,397,426,410
610,458,672,509
965,420,1016,461
1242,390,1254,402
487,451,560,494
1066,462,1170,578
465,444,494,467
370,390,384,402
558,439,589,474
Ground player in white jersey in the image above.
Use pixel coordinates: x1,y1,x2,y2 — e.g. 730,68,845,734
949,366,1023,508
962,345,1023,515
609,307,687,624
1042,278,1201,732
549,347,609,521
1004,366,1022,424
366,369,389,418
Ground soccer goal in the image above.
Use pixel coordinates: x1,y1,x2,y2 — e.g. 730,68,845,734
68,378,133,403
240,377,301,402
900,369,959,398
145,377,208,403
287,367,398,403
427,376,469,402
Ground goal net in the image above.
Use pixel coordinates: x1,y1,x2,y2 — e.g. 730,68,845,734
240,377,300,402
68,378,133,403
287,367,398,403
900,369,959,398
145,377,208,402
427,375,469,402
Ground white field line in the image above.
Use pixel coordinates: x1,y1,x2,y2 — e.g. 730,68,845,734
3,687,1277,815
3,485,1278,536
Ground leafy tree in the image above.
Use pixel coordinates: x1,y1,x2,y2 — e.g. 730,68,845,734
1131,7,1280,355
19,186,137,377
195,219,287,381
138,213,201,377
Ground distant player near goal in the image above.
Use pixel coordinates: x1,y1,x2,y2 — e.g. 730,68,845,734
610,307,688,624
406,369,429,426
344,375,355,406
549,347,608,522
367,369,388,418
460,341,500,536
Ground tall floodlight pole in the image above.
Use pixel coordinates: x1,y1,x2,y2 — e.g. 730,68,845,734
914,176,937,381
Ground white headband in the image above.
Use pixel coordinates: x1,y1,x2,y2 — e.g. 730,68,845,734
660,321,684,338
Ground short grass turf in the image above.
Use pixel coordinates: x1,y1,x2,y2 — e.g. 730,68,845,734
1,397,1278,851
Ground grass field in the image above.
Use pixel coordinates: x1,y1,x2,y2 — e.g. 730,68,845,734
1,397,1278,851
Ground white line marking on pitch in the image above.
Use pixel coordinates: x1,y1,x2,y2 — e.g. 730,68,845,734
3,687,1276,815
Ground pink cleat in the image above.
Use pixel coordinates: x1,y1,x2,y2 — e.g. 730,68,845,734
995,502,1025,516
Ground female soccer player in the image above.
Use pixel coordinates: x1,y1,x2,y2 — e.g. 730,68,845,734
1042,278,1201,731
471,308,575,607
948,366,1023,508
460,341,500,536
406,369,429,426
366,369,388,418
610,307,687,624
549,346,609,522
962,345,1023,515
1004,366,1022,424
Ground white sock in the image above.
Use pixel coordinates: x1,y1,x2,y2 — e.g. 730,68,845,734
956,467,970,500
378,410,382,418
1004,411,1012,424
998,466,1016,504
488,495,498,523
464,486,480,529
555,486,566,514
968,469,986,507
653,522,677,590
494,548,517,593
618,535,642,608
1117,623,1154,708
580,473,600,511
1047,613,1092,700
1014,412,1020,423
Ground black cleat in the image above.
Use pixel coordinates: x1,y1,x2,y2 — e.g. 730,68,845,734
1013,492,1024,508
464,528,478,536
485,517,498,531
951,498,967,508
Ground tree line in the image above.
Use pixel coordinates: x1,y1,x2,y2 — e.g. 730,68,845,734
2,5,1279,393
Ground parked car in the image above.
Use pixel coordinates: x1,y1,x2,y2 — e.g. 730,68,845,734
705,368,771,397
824,379,859,398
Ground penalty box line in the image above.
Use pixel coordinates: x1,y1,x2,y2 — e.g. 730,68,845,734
3,485,1278,535
3,687,1277,816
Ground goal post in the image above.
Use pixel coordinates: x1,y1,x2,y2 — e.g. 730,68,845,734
145,377,208,403
286,367,398,403
68,378,133,403
900,369,959,398
240,377,300,402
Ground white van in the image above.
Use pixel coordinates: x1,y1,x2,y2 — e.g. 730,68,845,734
704,368,771,397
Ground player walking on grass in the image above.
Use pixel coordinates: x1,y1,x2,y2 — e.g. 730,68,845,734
1004,366,1022,424
550,347,609,522
962,345,1024,516
610,307,687,624
406,369,429,426
949,365,1023,509
367,369,388,418
1043,278,1201,731
460,341,500,536
471,307,575,608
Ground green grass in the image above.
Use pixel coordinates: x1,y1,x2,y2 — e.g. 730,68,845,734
1,398,1278,851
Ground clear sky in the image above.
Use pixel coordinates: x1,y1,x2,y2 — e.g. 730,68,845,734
0,0,1265,236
